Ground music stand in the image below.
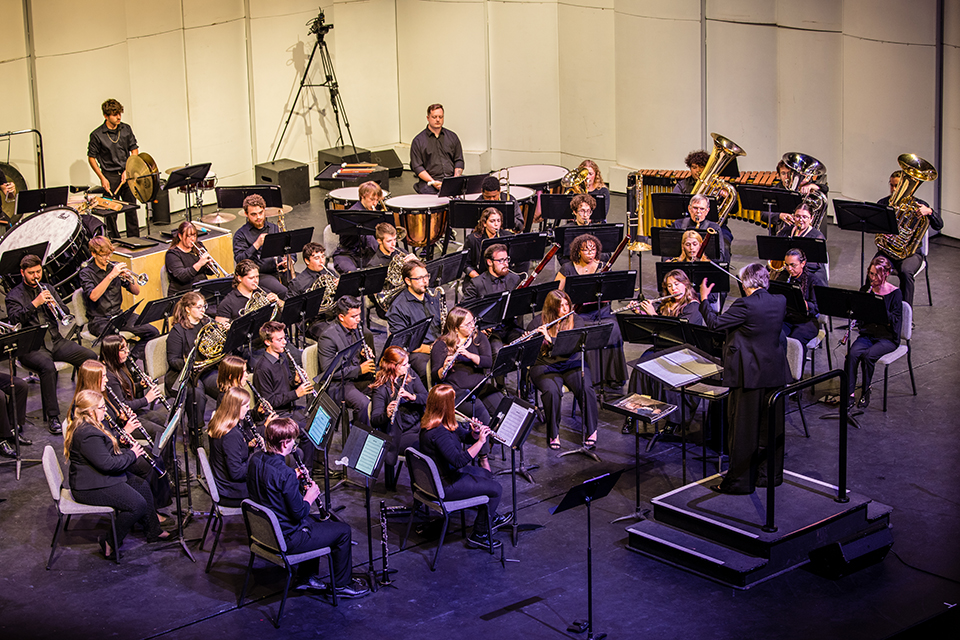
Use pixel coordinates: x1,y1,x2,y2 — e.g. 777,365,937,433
738,184,802,234
655,261,731,294
425,252,467,289
379,317,431,365
224,305,273,357
260,227,314,268
651,192,719,223
0,241,49,289
551,470,623,640
136,293,183,334
564,270,637,311
302,391,343,516
328,210,389,239
651,227,719,260
553,323,613,461
538,193,575,226
193,277,233,311
280,288,327,347
504,281,560,321
487,396,539,546
449,200,511,238
480,232,548,271
316,338,368,493
833,199,899,284
215,185,282,209
155,397,196,562
814,285,889,429
94,301,141,347
333,264,389,340
756,235,829,265
438,174,487,198
769,281,808,317
0,326,45,480
165,163,212,222
461,292,508,331
15,187,69,216
555,224,624,261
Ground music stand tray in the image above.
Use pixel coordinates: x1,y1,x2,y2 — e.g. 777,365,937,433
136,294,183,332
316,338,365,392
538,193,575,223
165,164,212,192
193,277,233,306
756,235,828,264
334,264,389,300
15,187,69,216
0,241,50,277
461,292,508,331
222,306,272,355
651,192,719,223
616,313,687,349
260,227,314,264
0,326,45,479
737,184,802,215
94,301,141,346
769,281,808,316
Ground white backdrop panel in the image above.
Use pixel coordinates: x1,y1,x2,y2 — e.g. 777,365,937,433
0,60,39,187
707,0,776,24
615,0,700,21
182,0,245,29
842,0,936,45
775,0,842,31
0,0,27,61
32,0,125,58
124,0,183,37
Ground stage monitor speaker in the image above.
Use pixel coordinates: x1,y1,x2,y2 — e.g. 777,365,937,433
255,159,310,207
369,149,404,178
150,183,170,225
318,146,371,167
807,525,893,580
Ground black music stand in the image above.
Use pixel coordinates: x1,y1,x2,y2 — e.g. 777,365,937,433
756,235,829,265
833,199,899,284
814,285,890,429
14,187,69,216
280,288,327,347
302,391,343,517
333,264,389,340
651,192,719,223
480,232,548,271
655,261,731,295
261,227,313,267
155,396,196,562
0,241,49,290
551,470,623,640
504,281,560,320
328,210,389,239
738,184,802,234
554,324,613,461
438,174,487,198
564,270,637,311
93,301,141,347
555,223,624,260
136,293,183,334
380,317,431,365
461,292,508,331
224,305,273,357
316,338,367,494
165,163,212,222
448,200,511,240
0,326,44,480
193,277,233,311
651,227,720,260
215,185,282,209
487,396,539,546
769,281,808,317
425,251,467,289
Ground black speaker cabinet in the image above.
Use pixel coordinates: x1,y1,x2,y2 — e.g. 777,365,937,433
318,146,371,167
369,148,404,178
808,525,894,579
255,159,310,206
150,183,170,225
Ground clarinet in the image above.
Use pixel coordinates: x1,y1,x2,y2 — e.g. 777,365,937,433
292,448,327,518
388,371,409,428
104,384,154,444
284,348,318,398
102,412,166,477
128,360,172,411
379,500,394,585
237,415,266,451
248,382,276,419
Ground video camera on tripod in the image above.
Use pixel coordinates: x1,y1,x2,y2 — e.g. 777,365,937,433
307,9,333,42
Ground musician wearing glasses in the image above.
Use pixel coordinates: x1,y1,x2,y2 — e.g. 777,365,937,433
462,244,525,353
6,254,97,435
874,170,941,307
774,248,825,346
215,259,281,324
370,347,426,486
317,297,375,428
165,292,218,427
386,260,444,379
207,387,256,508
101,335,168,443
671,195,729,262
464,207,508,279
565,193,597,228
164,221,218,296
80,236,159,362
65,390,170,561
232,194,288,297
410,103,464,194
479,175,524,232
86,98,141,237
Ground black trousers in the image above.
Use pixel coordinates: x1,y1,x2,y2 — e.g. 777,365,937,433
286,518,353,586
875,250,923,307
441,466,501,534
530,362,598,441
0,373,28,439
72,473,162,546
722,386,784,493
330,379,371,428
19,339,97,420
845,336,897,397
88,313,159,363
102,170,140,238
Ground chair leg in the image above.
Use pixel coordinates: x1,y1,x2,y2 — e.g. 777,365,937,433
487,510,495,556
275,565,293,628
796,394,809,438
907,349,917,395
46,514,65,570
110,513,120,565
327,554,339,607
925,262,932,306
460,511,467,538
431,512,451,572
238,552,255,607
205,514,224,574
199,510,215,551
401,500,419,551
63,514,72,531
882,366,889,412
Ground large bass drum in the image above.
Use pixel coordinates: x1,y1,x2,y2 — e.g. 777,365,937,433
0,206,90,297
385,194,449,248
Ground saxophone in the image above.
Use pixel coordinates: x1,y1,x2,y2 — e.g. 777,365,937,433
875,154,938,261
430,286,448,328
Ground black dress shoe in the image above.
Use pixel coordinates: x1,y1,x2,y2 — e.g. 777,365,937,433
857,389,871,409
466,531,503,550
47,419,62,436
16,432,32,446
710,482,753,495
334,577,371,599
0,440,16,458
491,511,514,531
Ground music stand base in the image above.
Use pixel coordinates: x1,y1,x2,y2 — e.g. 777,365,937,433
820,411,862,429
558,447,601,462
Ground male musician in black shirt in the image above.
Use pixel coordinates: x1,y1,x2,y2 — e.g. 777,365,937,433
247,417,369,598
86,98,141,237
479,175,524,232
332,182,380,273
317,297,375,427
671,194,730,262
80,236,159,363
232,194,289,297
410,103,463,194
462,243,524,362
7,255,97,434
285,243,334,341
386,260,444,379
671,150,709,195
367,222,404,269
875,169,942,307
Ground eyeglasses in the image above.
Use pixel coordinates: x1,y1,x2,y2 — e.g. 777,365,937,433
193,303,208,309
409,274,430,281
492,257,509,263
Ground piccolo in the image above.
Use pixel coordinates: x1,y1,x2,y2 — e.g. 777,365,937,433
613,292,682,314
506,310,575,346
454,412,509,445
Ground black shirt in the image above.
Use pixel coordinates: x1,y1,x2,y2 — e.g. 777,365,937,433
164,320,206,388
233,220,282,274
87,122,138,173
80,261,134,327
410,127,464,187
246,450,309,539
333,202,378,260
367,248,401,270
209,426,249,502
464,231,509,277
370,372,427,436
216,290,250,321
5,281,69,346
165,246,214,293
526,313,586,367
386,288,444,345
430,333,492,391
286,268,322,299
462,270,522,301
317,320,371,382
253,351,301,414
418,424,476,485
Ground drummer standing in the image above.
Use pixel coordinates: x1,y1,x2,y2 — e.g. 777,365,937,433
87,98,141,237
410,104,463,194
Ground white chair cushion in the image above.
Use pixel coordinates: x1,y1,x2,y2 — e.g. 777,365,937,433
877,345,909,366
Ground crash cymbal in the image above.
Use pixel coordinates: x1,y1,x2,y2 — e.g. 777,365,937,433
165,165,186,175
201,210,237,224
264,204,293,218
126,152,160,203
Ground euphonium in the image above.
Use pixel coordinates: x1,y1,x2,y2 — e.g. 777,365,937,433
691,133,746,227
875,154,938,261
780,152,828,230
561,166,590,194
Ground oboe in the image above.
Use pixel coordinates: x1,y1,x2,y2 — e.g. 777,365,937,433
389,371,409,428
506,310,575,346
284,348,317,398
104,384,153,443
128,360,172,411
102,412,165,477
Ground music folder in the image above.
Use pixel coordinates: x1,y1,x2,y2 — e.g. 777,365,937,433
488,396,537,450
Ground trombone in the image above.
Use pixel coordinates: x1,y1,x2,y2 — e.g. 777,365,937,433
0,320,21,333
194,241,231,278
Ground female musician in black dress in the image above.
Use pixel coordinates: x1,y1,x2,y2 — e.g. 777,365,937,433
369,346,427,489
430,307,502,470
165,292,218,428
774,248,824,346
65,389,169,559
102,335,168,441
845,255,902,409
527,290,599,450
464,207,507,279
578,159,610,221
556,234,627,390
207,386,257,507
164,221,219,296
418,384,511,550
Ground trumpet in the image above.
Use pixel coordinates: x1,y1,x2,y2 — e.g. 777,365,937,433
41,284,75,326
108,261,149,286
454,412,509,445
0,320,21,333
193,241,230,278
103,411,166,478
613,292,682,314
128,359,172,412
284,348,317,398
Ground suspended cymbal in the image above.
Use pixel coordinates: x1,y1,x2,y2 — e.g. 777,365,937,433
165,165,186,175
264,204,293,218
201,210,237,224
0,161,27,224
126,152,160,203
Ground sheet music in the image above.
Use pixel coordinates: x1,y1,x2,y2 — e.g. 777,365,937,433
635,358,701,388
662,349,722,379
495,404,529,448
356,436,384,477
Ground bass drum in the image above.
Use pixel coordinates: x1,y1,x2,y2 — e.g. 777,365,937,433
465,185,535,231
0,206,90,297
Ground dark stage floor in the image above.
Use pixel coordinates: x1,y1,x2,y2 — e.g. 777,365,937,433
1,171,958,639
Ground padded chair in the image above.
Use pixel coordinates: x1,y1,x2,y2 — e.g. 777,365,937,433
915,231,933,306
144,333,169,382
197,447,243,573
42,445,119,568
876,301,916,411
303,343,319,384
72,289,133,348
400,447,493,571
804,316,832,380
238,499,337,627
785,337,809,437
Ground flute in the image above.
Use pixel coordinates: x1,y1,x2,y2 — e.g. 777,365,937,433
613,292,682,314
506,310,575,346
454,412,509,445
438,329,475,379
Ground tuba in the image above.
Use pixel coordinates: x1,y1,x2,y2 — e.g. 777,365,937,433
780,152,829,230
561,167,590,194
875,154,938,260
691,133,746,226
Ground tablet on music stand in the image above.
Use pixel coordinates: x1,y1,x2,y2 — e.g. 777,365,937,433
15,187,69,216
0,241,49,276
449,199,512,232
216,185,282,209
380,317,431,364
425,251,468,288
303,391,341,451
756,235,828,265
328,210,389,237
438,174,487,198
651,193,719,223
651,228,719,260
260,227,314,264
480,232,548,270
555,223,624,259
655,261,731,294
